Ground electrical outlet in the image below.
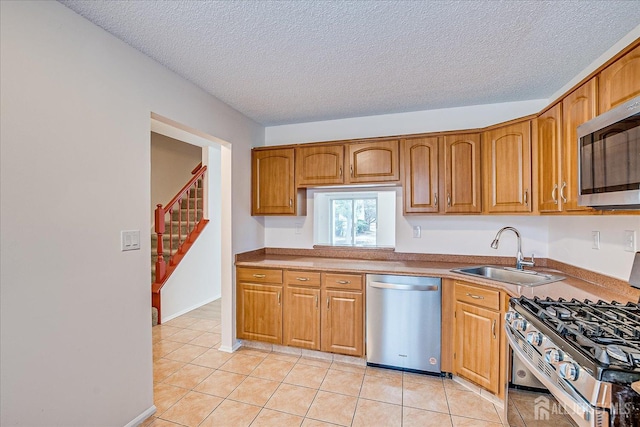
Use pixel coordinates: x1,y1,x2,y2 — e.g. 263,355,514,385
591,231,600,250
413,225,421,238
295,223,302,235
624,230,636,252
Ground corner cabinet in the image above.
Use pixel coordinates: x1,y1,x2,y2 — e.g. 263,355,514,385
252,148,296,215
453,281,506,397
482,121,532,213
236,268,284,344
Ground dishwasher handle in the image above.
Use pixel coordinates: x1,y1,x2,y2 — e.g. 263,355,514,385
368,281,439,291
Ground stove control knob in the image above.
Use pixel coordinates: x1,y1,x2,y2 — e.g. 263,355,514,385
505,312,520,324
513,319,528,332
544,348,564,364
526,332,543,347
558,362,579,381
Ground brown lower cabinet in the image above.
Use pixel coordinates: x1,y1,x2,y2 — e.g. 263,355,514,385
453,281,507,397
237,267,364,357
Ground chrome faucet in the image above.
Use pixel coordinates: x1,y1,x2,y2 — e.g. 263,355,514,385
490,226,535,270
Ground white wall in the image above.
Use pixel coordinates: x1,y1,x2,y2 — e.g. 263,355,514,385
0,2,263,426
549,216,640,281
265,99,547,145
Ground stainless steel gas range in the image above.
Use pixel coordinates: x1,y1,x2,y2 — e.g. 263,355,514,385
505,296,640,427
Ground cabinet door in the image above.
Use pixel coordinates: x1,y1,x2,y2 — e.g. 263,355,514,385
482,122,532,213
236,283,283,344
284,286,320,350
443,134,482,213
403,137,439,213
454,301,501,394
346,140,400,184
252,148,295,215
321,290,363,356
296,145,344,187
562,79,597,212
536,104,563,213
599,44,640,113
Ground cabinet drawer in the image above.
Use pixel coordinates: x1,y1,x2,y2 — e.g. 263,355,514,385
454,282,500,310
284,270,321,287
237,267,283,284
322,273,363,290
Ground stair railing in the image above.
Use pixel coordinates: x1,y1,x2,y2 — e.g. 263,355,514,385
152,163,209,322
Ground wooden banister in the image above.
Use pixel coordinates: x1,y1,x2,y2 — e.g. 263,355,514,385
153,165,209,323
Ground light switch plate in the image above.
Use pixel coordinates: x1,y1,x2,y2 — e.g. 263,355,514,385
591,231,600,250
413,225,421,238
121,230,140,251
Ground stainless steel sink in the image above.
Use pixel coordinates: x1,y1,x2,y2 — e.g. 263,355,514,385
451,265,565,287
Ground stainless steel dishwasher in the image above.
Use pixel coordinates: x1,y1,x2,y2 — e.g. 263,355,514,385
366,274,441,374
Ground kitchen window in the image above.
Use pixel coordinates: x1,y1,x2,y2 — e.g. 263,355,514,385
313,190,396,248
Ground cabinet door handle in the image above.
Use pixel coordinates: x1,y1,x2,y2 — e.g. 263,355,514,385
492,319,497,340
350,165,354,177
466,292,484,300
315,295,318,308
326,297,330,310
277,291,281,305
296,277,310,281
339,166,343,177
447,192,451,207
560,181,567,203
552,184,558,204
253,274,266,278
289,198,293,208
337,280,351,284
433,193,438,207
524,189,529,206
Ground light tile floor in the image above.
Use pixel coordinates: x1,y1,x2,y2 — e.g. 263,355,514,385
144,300,507,427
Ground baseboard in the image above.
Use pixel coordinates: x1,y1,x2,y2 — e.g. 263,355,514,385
125,405,156,427
161,295,220,323
219,340,242,353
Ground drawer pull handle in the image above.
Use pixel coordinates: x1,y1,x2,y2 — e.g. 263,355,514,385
296,277,310,281
253,274,266,278
466,292,484,300
337,280,351,285
492,319,497,339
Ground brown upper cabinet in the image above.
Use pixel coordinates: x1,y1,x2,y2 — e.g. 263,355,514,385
599,44,640,113
536,103,563,213
442,134,482,213
561,78,597,212
252,148,296,215
482,121,532,213
295,145,345,187
346,140,400,184
403,137,439,213
403,134,481,214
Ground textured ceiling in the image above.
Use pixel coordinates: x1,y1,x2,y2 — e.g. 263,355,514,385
59,1,640,126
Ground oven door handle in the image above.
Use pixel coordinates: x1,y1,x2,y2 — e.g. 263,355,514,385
505,326,595,427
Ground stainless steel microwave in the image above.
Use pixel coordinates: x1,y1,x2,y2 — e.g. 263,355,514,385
578,95,640,209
